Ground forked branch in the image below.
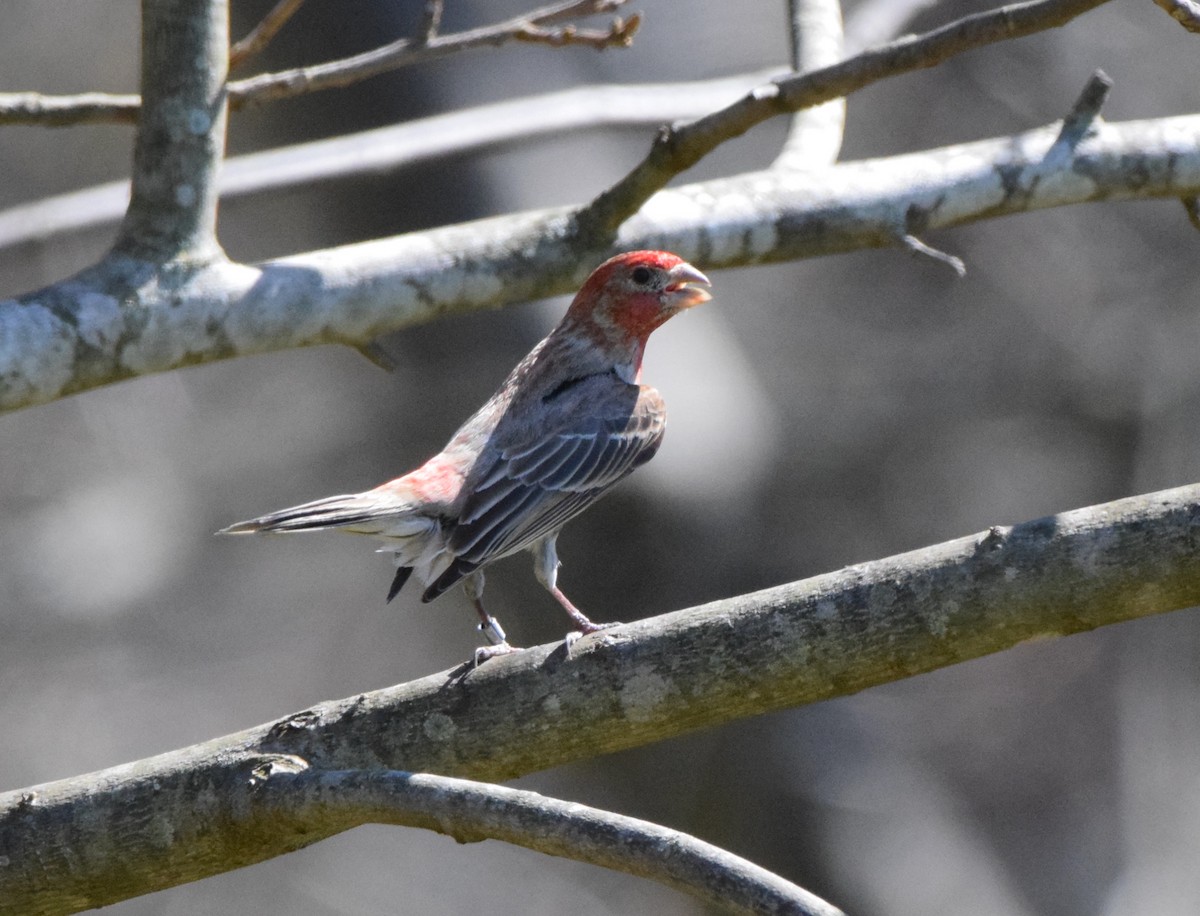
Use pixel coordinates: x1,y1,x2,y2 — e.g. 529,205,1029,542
260,770,844,916
229,0,306,70
0,0,634,125
574,0,1113,240
226,0,635,108
5,483,1200,911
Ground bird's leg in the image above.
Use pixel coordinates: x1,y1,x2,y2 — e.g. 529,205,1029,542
534,535,620,637
463,571,516,665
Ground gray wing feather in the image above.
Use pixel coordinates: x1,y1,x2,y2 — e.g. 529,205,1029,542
447,383,665,568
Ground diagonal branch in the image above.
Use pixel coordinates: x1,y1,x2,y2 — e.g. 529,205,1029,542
229,0,306,70
4,482,1200,911
574,0,1114,241
1153,0,1200,32
2,109,1196,413
262,770,844,916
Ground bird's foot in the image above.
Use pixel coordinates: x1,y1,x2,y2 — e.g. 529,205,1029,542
471,615,520,667
564,620,622,656
579,619,622,635
473,640,518,667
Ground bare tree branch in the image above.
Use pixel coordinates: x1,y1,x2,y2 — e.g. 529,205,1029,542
4,482,1200,912
513,12,640,49
0,91,139,126
226,0,634,109
900,233,966,275
229,0,306,70
1153,0,1200,32
113,0,228,263
2,0,1197,910
419,0,444,42
574,0,1114,241
256,770,844,916
0,71,782,254
0,0,633,126
2,109,1196,413
1055,68,1113,147
775,0,846,170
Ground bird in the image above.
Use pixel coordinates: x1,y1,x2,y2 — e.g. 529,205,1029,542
220,250,712,657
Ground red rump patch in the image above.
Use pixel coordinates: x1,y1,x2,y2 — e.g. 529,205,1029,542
377,455,463,504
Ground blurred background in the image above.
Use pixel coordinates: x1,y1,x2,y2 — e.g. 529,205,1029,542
2,1,1200,913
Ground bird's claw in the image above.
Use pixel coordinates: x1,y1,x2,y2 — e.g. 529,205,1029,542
470,615,518,667
473,641,517,667
564,620,622,656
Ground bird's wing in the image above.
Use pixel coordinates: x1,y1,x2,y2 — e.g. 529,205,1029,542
422,377,665,600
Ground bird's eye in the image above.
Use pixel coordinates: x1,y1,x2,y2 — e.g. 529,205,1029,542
631,266,653,285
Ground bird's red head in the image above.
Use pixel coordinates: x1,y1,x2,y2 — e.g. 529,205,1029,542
565,250,712,347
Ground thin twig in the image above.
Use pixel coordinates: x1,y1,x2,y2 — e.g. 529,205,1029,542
229,0,307,70
573,0,1114,242
267,770,845,916
0,91,139,126
227,0,633,108
901,233,966,276
419,0,444,42
514,14,640,49
1054,68,1113,148
1153,0,1200,32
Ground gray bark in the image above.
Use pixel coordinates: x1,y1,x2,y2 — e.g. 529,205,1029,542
3,484,1199,912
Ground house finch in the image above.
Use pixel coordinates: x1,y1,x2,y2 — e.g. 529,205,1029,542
221,250,712,656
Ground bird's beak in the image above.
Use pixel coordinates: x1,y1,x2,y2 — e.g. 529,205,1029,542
665,261,712,309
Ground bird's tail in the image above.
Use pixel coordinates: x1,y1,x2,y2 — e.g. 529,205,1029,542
218,492,417,536
220,490,442,604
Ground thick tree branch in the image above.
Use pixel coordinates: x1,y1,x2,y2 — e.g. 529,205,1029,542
2,110,1196,413
256,770,843,916
574,0,1113,240
114,0,228,262
1154,0,1200,32
4,483,1200,912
